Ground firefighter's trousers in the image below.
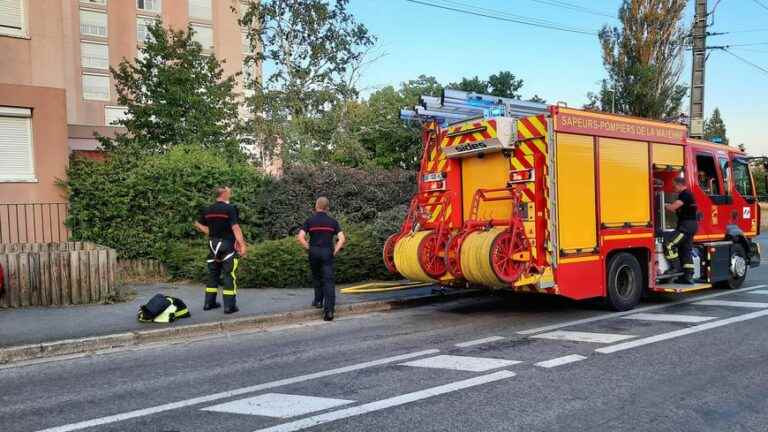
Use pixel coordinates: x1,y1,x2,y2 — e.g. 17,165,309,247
309,247,335,314
664,220,698,277
205,239,238,310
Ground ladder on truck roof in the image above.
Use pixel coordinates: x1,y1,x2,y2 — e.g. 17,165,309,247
400,88,548,126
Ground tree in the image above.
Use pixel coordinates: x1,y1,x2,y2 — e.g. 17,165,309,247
240,0,375,161
105,22,243,159
448,71,523,98
589,0,687,119
528,95,547,104
704,108,729,144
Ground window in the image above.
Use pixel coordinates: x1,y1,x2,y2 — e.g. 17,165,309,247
82,74,110,101
189,0,212,20
80,10,107,37
734,159,756,200
136,0,160,13
719,157,732,195
81,0,106,5
0,107,35,182
105,106,128,125
136,17,157,43
81,42,109,69
695,153,722,196
0,0,26,37
191,24,213,49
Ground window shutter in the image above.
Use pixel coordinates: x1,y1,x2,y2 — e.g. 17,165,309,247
0,108,34,181
82,74,110,101
80,10,108,37
81,42,109,69
104,106,128,125
191,24,213,49
0,0,22,30
189,0,212,20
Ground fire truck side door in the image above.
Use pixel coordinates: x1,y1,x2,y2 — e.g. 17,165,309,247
693,152,729,234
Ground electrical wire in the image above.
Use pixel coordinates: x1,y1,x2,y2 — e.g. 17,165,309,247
527,0,616,19
404,0,598,36
721,48,768,76
752,0,768,12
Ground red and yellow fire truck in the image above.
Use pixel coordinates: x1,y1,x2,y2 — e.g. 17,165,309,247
385,90,761,311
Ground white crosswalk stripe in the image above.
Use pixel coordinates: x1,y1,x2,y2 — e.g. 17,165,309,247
695,300,768,308
455,336,506,347
747,290,768,295
534,354,586,368
531,330,635,344
622,313,717,323
400,355,521,372
203,393,354,418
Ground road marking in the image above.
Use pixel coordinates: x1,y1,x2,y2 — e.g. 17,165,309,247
251,370,516,432
748,290,768,295
531,330,635,344
622,313,717,323
202,393,354,418
34,349,440,432
455,336,506,347
400,355,521,372
695,300,768,308
596,309,768,354
534,354,587,368
517,284,767,335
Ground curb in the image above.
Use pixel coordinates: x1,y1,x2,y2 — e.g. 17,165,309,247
0,289,482,365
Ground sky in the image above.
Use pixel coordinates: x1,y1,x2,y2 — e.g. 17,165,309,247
345,0,768,154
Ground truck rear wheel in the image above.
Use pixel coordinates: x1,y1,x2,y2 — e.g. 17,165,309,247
716,243,747,289
606,252,643,311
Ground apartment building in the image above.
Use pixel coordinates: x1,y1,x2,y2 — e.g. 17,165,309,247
0,0,258,242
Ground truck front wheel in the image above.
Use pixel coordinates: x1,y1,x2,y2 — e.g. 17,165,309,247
716,243,748,289
606,252,643,311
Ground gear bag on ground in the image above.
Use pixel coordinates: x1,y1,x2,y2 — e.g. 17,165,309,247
137,294,191,323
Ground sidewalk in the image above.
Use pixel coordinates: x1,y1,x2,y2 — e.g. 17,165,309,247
0,282,440,349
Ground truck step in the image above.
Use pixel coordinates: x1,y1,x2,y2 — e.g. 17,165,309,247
652,282,712,294
656,271,684,281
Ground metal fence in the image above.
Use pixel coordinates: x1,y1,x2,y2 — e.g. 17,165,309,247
0,203,70,244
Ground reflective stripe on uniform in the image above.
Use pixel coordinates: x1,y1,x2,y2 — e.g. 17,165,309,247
223,290,236,296
231,258,239,294
683,264,695,269
174,308,189,316
205,287,218,293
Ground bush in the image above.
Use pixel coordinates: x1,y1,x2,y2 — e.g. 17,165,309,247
66,145,267,259
258,165,415,239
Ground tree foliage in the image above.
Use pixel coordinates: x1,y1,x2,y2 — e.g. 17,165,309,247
105,22,243,159
449,71,524,98
704,107,728,144
586,0,687,119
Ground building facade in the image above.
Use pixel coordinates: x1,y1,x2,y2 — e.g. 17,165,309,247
0,0,261,243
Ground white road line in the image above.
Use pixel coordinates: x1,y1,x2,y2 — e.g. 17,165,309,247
251,370,516,432
748,290,768,295
455,336,506,348
534,354,587,368
202,393,355,418
531,330,635,344
517,284,767,335
34,349,440,432
596,309,768,354
400,355,522,372
622,313,717,323
695,300,768,308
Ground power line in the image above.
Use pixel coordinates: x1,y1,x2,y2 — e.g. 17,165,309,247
527,0,616,19
752,0,768,12
721,48,768,76
438,0,598,32
403,0,598,36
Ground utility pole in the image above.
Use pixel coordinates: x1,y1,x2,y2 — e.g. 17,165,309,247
689,0,707,139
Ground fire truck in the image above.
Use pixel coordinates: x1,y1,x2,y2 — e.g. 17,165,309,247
384,89,761,311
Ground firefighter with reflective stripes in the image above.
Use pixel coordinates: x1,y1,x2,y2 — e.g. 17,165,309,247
664,177,698,284
194,186,247,314
297,197,346,321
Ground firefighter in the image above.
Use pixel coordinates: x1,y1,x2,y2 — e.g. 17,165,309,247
664,177,698,284
296,197,347,321
194,186,247,314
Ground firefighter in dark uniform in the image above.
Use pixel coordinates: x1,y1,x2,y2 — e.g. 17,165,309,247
194,186,247,314
664,177,699,284
296,197,347,321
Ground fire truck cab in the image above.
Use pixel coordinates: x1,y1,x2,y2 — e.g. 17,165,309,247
386,90,761,311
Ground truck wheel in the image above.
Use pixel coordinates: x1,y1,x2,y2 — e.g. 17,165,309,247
606,252,643,311
716,243,747,289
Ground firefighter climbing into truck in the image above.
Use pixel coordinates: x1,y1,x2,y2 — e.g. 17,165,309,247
383,88,761,311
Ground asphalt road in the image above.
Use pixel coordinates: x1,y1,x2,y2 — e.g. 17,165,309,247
2,269,768,431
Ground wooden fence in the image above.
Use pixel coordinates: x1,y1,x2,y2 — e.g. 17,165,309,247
0,203,70,244
0,242,116,308
117,259,168,283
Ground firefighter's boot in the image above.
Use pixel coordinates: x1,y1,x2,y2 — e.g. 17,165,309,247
204,288,220,311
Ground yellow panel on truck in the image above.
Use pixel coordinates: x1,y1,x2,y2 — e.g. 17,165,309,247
555,133,597,252
599,138,650,227
461,152,513,221
652,143,684,167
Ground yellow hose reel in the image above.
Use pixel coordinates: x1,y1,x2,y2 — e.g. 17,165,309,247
393,231,437,283
460,228,507,288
